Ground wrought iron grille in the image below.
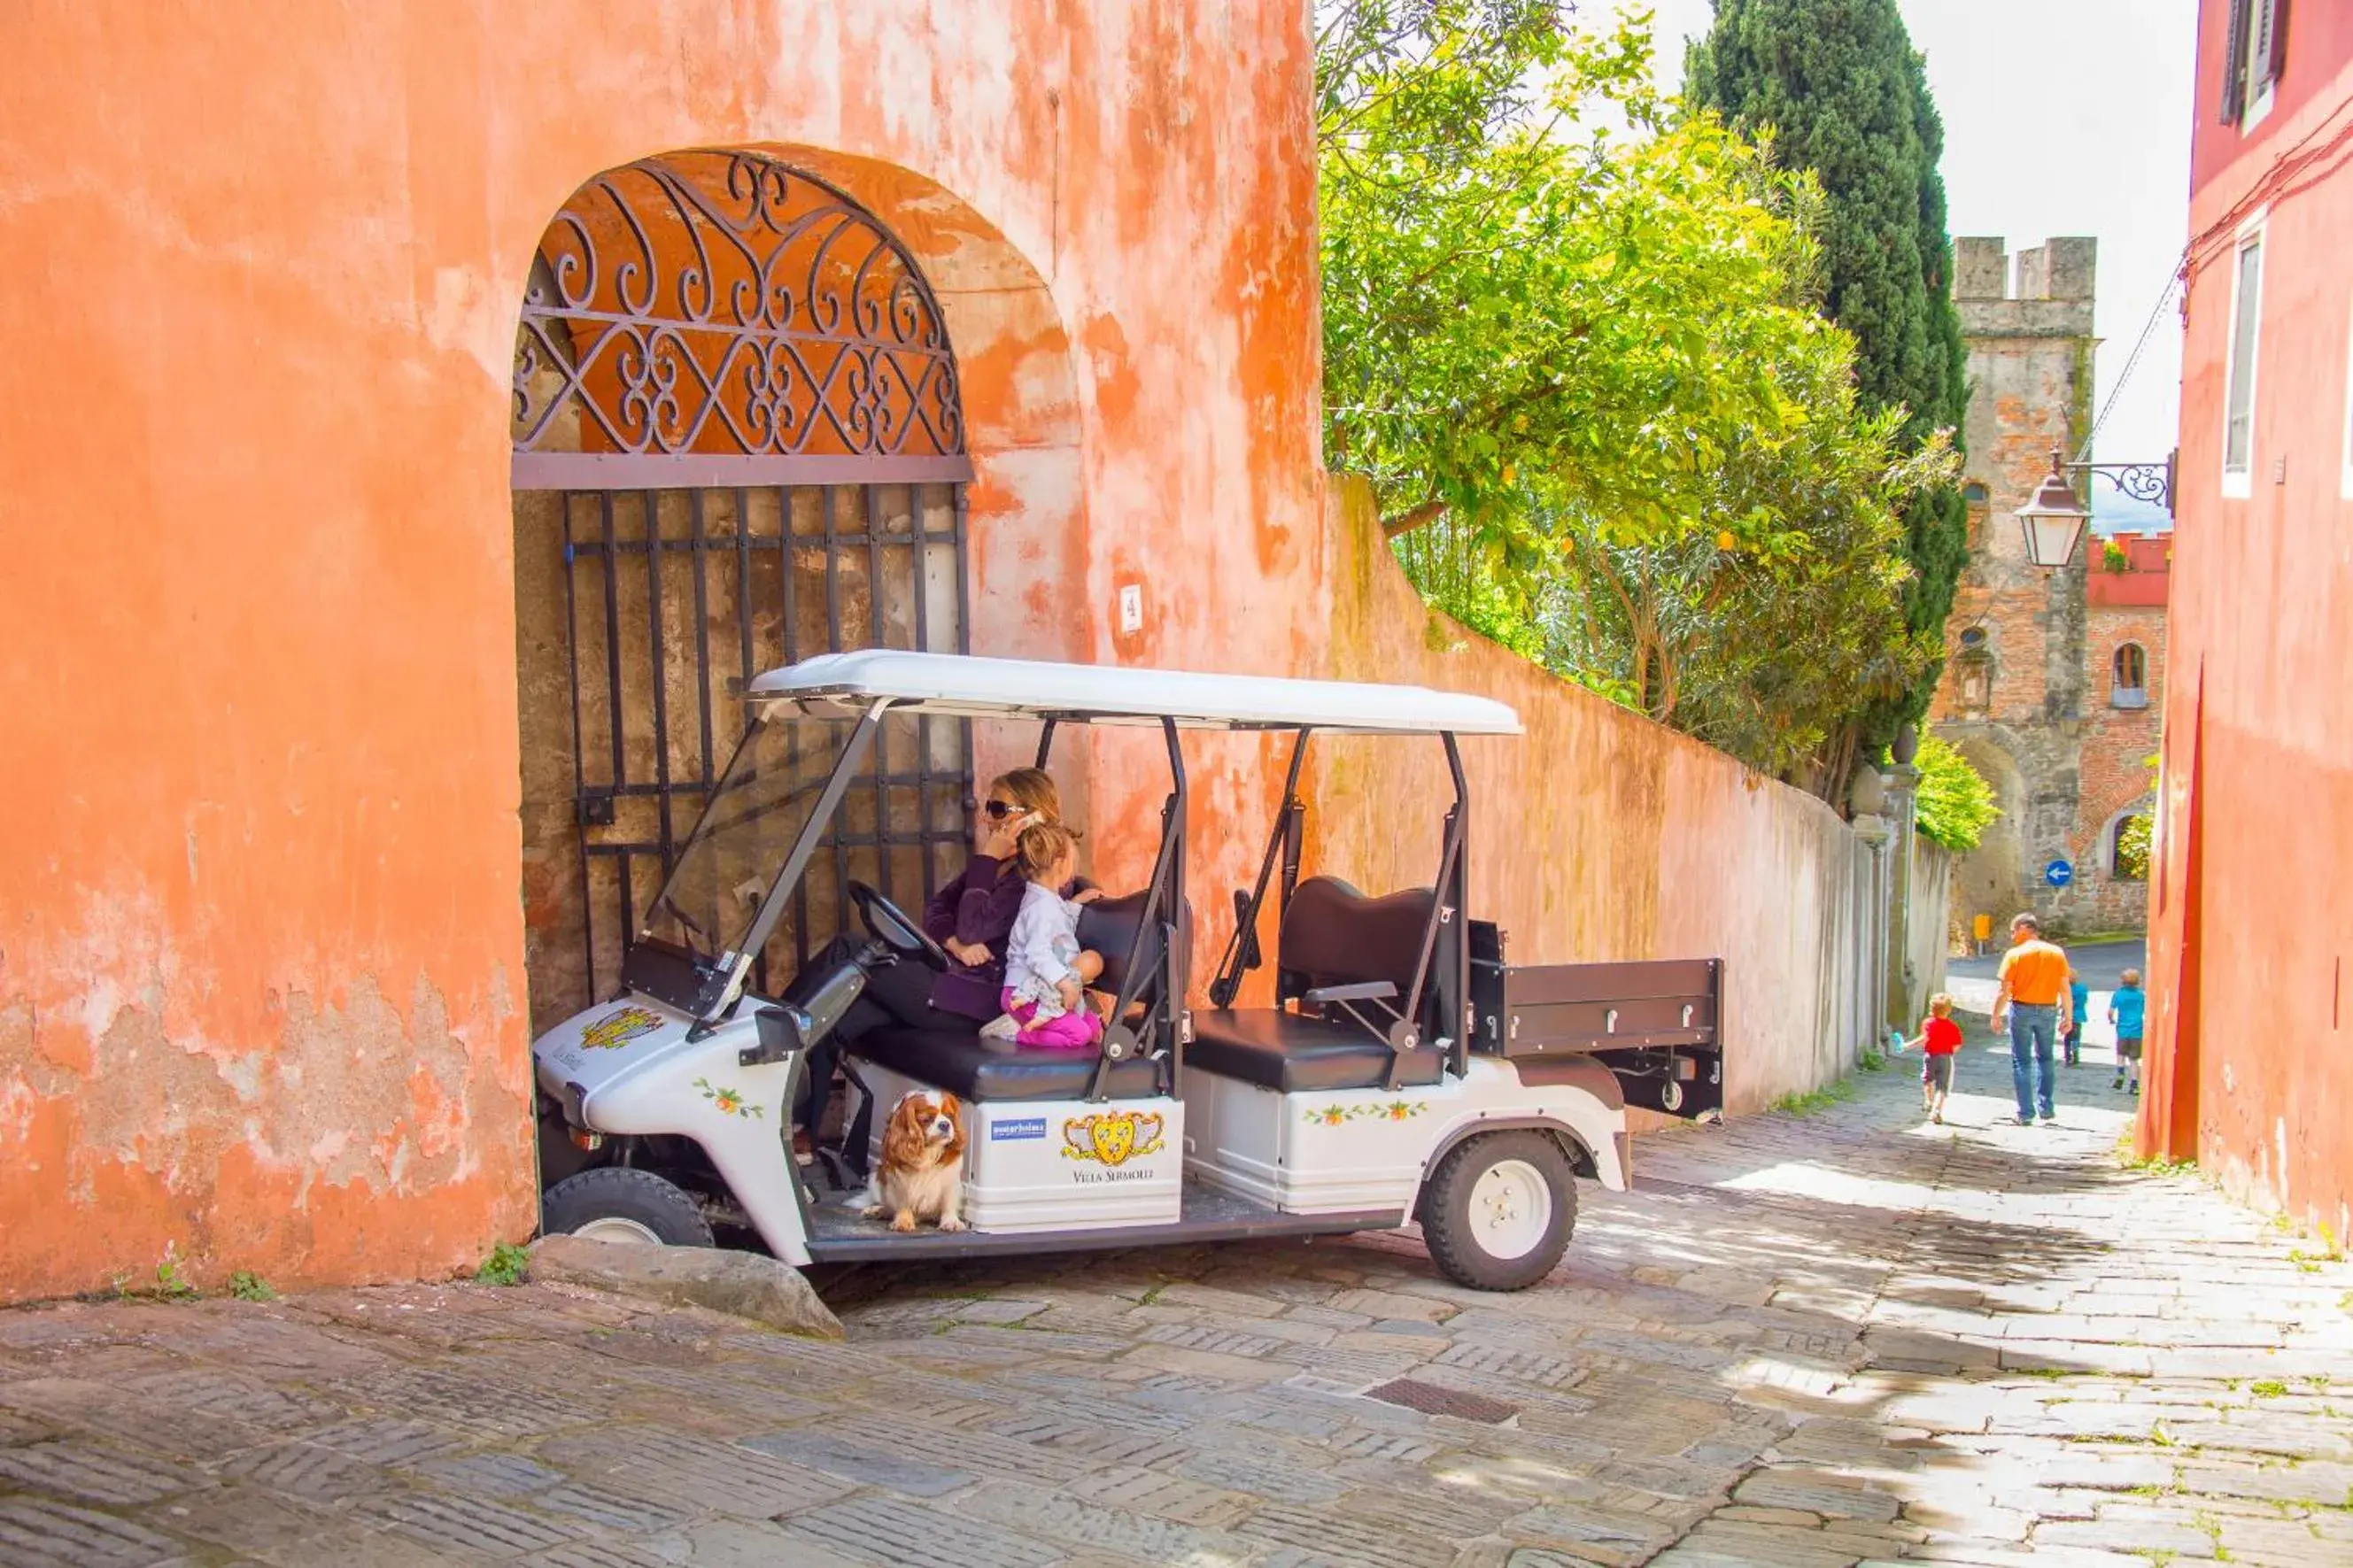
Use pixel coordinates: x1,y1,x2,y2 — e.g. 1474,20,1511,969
513,149,971,491
553,483,971,1004
513,151,973,1012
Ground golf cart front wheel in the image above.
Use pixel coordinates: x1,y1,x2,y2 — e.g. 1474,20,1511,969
1419,1130,1576,1291
541,1166,715,1247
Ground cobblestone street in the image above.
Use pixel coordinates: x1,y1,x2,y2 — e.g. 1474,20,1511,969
4,1022,2349,1568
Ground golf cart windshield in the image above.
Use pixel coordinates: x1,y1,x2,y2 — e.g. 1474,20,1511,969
640,713,844,968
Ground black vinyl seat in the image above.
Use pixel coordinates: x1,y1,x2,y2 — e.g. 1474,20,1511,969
845,889,1187,1103
855,1025,1163,1101
1188,1008,1444,1093
1188,876,1446,1093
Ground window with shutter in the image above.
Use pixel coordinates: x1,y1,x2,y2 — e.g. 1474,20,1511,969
2227,0,2285,127
2224,226,2264,496
2223,0,2251,122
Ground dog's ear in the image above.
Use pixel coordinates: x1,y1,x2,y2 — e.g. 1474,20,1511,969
880,1094,925,1172
940,1093,967,1161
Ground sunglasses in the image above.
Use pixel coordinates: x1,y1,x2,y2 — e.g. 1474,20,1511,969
982,800,1026,821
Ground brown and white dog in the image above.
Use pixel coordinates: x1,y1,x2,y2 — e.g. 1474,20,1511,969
861,1090,967,1232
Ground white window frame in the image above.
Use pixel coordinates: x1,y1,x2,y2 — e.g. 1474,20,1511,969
2246,79,2277,130
2110,641,2149,709
2222,211,2267,500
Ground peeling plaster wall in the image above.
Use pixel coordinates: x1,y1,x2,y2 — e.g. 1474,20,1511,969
0,0,1319,1300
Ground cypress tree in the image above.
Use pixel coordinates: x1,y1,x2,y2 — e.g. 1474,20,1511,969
1687,0,1970,781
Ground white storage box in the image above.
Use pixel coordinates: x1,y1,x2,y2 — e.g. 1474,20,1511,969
858,1062,1181,1232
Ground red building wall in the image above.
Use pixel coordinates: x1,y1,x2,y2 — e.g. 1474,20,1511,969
2148,3,2353,1243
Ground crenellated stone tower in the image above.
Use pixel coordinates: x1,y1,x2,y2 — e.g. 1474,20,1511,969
1931,236,2168,944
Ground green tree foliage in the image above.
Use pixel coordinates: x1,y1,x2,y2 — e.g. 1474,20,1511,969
2115,812,2151,880
2114,752,2158,879
1910,735,2001,853
1543,357,1957,777
1686,0,1972,761
1320,5,1823,548
1321,4,1952,780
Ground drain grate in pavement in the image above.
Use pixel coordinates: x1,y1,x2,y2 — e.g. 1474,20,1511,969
1362,1378,1520,1425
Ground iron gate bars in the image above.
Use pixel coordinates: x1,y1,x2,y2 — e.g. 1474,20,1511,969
513,150,977,1011
513,149,973,492
557,483,972,1006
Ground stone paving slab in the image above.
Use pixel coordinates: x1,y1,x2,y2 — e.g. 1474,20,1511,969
3,1008,2349,1565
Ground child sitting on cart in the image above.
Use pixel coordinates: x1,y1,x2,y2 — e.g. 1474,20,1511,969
981,822,1106,1050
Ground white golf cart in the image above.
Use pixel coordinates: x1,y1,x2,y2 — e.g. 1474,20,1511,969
532,651,1723,1290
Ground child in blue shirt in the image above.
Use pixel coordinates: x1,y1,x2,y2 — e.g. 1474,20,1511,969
2063,968,2090,1067
2109,968,2148,1093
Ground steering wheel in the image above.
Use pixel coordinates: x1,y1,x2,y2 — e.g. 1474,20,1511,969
847,881,951,972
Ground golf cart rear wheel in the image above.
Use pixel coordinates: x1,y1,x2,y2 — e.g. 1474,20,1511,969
1419,1130,1576,1291
541,1167,715,1247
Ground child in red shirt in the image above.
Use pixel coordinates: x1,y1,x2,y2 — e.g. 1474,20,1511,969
1905,993,1964,1124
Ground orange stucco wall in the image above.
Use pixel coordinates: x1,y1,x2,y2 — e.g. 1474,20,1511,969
0,0,1319,1299
0,1,1880,1302
2144,30,2353,1245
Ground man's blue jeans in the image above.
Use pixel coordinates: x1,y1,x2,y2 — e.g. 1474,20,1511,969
2009,1002,2058,1121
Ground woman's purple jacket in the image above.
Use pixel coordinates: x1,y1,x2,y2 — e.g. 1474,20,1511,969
920,854,1093,1019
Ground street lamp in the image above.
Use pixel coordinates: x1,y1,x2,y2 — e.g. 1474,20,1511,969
2013,445,2179,571
2017,449,2093,569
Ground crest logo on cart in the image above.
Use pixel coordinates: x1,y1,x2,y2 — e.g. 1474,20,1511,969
1062,1111,1165,1168
581,1005,664,1051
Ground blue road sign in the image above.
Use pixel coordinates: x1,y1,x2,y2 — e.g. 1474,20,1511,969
2045,859,2074,888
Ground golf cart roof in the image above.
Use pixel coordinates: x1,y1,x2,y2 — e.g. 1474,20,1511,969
746,650,1521,736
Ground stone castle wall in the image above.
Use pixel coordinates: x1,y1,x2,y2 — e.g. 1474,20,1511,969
1931,236,2168,941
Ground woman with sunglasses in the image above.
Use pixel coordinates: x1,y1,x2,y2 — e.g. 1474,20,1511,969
793,767,1098,1161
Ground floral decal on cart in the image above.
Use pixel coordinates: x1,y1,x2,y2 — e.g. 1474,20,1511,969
1062,1110,1165,1167
693,1077,763,1118
1305,1100,1428,1126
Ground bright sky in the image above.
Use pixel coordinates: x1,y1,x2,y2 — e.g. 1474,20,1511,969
1629,0,2200,465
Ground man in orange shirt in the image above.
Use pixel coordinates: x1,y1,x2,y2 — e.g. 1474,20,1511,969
1993,912,2069,1126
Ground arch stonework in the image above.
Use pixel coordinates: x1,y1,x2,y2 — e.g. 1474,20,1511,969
2100,794,2156,877
506,141,1087,662
507,145,1087,1033
1949,735,2032,942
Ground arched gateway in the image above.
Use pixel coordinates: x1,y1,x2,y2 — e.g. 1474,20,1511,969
510,149,974,1031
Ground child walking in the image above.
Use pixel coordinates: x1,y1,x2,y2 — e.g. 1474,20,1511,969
1907,993,1964,1124
2109,967,2147,1093
984,821,1104,1050
2063,966,2090,1067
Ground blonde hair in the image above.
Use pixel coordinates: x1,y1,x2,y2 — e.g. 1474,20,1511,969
1014,820,1081,883
988,767,1062,823
2121,968,2143,987
1929,993,1954,1018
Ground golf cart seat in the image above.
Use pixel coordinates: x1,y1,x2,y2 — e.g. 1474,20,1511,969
850,889,1188,1102
1190,877,1446,1093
